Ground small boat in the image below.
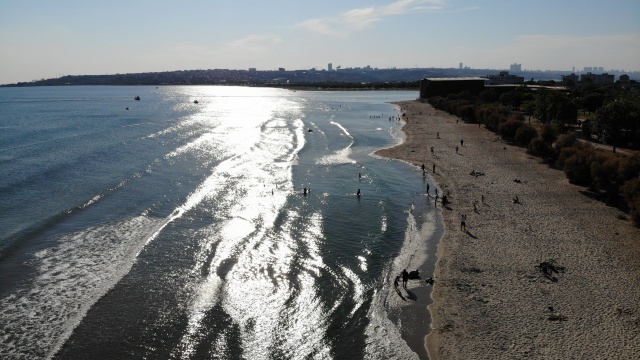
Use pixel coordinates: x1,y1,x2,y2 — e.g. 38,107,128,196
134,96,141,101
194,100,199,104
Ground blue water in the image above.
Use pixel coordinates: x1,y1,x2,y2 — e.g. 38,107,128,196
0,86,438,359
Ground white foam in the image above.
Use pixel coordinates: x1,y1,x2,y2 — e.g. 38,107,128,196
316,146,356,165
0,215,163,359
363,209,437,359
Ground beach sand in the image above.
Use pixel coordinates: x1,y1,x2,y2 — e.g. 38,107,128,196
376,100,640,359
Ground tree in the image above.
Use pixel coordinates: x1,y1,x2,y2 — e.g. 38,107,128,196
521,99,537,123
534,91,578,127
583,92,605,114
595,99,640,153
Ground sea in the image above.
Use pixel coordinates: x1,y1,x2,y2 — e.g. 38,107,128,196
0,86,440,360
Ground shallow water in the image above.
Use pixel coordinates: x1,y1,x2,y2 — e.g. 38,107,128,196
0,86,437,359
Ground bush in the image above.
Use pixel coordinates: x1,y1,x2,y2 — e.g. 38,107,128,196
553,133,581,162
515,124,538,146
458,104,476,123
499,118,524,141
541,123,559,145
622,178,640,227
590,152,621,204
618,154,640,182
555,132,578,149
528,137,553,159
561,146,596,185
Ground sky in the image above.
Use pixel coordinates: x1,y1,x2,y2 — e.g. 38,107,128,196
1,0,639,84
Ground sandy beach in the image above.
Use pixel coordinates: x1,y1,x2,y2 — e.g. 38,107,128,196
377,100,640,359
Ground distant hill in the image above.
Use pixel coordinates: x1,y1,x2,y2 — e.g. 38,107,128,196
3,67,635,87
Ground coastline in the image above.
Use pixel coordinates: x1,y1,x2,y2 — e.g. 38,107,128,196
376,100,640,359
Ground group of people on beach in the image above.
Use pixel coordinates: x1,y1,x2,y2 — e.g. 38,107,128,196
394,268,434,289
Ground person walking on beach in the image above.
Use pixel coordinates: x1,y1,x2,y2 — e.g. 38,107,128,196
426,183,430,195
455,146,459,154
401,269,409,288
460,214,466,231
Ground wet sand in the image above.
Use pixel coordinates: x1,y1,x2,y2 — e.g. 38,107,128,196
376,100,640,359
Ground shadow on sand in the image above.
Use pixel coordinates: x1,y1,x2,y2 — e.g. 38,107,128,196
404,288,417,301
395,286,407,301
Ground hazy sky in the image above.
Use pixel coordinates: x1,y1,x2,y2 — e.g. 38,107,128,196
1,0,639,84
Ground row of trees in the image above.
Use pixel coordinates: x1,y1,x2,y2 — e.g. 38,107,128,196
427,88,640,226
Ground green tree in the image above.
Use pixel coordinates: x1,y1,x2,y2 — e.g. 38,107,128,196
595,99,640,153
583,92,605,114
535,91,578,127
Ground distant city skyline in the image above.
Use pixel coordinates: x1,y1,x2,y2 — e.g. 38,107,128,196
1,0,639,85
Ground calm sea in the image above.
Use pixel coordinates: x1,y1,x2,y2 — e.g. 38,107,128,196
0,86,439,359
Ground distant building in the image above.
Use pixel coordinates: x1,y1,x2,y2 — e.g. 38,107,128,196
562,73,579,85
484,71,524,85
619,74,630,84
510,63,522,72
459,62,463,69
328,63,333,72
580,72,614,85
419,77,486,98
248,68,257,73
278,68,285,72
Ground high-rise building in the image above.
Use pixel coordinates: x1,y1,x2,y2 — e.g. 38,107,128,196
459,62,463,69
328,63,333,72
509,63,522,72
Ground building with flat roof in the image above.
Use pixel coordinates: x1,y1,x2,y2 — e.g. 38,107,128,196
580,72,614,85
485,71,524,85
562,73,579,85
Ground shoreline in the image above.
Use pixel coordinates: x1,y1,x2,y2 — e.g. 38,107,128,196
376,100,640,359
